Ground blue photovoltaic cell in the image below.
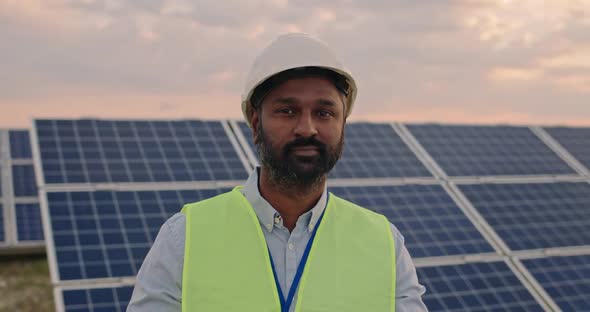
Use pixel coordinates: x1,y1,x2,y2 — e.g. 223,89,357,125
9,130,32,159
407,124,575,176
62,285,133,312
16,203,44,242
330,123,431,178
459,182,590,251
545,126,590,171
48,188,228,281
35,119,248,184
418,261,543,311
330,184,494,258
12,164,38,197
522,255,590,311
237,121,432,178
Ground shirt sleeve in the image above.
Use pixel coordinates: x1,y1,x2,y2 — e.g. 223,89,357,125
391,223,428,311
127,213,186,312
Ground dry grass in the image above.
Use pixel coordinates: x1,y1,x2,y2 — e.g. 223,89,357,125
0,256,54,312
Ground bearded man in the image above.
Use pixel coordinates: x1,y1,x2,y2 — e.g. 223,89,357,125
128,33,426,312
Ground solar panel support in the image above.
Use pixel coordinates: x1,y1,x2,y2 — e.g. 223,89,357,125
1,130,16,246
445,182,513,255
30,120,62,284
392,123,448,179
450,175,588,185
512,246,590,260
228,120,259,168
509,257,562,312
222,120,254,172
414,253,506,268
530,126,590,178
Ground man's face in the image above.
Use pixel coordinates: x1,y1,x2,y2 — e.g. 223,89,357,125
251,76,346,188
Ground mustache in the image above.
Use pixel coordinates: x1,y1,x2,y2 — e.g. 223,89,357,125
283,136,326,154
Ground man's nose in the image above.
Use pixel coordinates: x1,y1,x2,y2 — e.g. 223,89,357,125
294,113,318,138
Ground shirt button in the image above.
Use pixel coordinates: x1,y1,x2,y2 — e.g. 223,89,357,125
266,224,272,231
288,243,294,250
274,215,282,224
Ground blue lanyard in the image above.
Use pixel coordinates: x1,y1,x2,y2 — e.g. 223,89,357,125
267,201,327,312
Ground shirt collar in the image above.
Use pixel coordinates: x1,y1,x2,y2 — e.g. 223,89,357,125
239,167,328,233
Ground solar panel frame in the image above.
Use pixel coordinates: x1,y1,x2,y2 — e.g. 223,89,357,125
0,130,8,245
406,124,577,177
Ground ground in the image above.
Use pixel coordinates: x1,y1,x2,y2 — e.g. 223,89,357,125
0,256,53,312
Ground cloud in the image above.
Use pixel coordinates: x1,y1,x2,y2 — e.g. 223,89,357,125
461,0,590,49
0,0,588,127
488,67,543,82
539,45,590,69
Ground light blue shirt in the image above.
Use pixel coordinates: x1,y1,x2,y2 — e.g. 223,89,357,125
128,168,427,311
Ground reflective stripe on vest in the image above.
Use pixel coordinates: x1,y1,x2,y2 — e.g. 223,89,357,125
181,187,395,312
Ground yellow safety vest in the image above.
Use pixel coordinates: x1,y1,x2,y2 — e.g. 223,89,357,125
181,187,395,312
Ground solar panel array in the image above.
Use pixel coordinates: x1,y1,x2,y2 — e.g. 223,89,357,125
522,255,590,311
0,129,43,252
59,285,134,312
32,119,590,311
406,124,576,177
330,185,494,258
459,182,590,251
417,261,544,311
544,126,590,173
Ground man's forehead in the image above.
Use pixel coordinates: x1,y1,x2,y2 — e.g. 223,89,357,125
264,77,346,107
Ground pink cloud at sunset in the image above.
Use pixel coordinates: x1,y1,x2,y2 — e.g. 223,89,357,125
1,0,588,128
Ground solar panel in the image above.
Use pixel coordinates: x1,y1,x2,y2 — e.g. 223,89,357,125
330,184,494,258
237,121,432,178
35,119,248,184
417,261,544,311
459,182,590,251
521,255,590,311
61,285,133,312
9,130,32,159
47,188,227,281
407,124,575,176
0,129,43,249
12,164,37,197
15,203,44,242
545,127,590,171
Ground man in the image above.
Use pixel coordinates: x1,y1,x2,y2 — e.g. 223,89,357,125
128,33,426,311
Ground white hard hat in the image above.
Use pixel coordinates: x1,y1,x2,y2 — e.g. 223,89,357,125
241,33,357,127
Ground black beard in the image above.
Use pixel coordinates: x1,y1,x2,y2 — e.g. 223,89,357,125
255,122,344,192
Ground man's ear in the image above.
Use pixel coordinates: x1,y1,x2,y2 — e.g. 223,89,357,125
249,103,261,144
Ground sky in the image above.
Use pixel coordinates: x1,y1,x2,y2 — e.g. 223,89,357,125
1,0,589,128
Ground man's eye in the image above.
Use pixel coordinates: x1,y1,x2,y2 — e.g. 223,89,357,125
278,108,294,114
318,111,333,118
